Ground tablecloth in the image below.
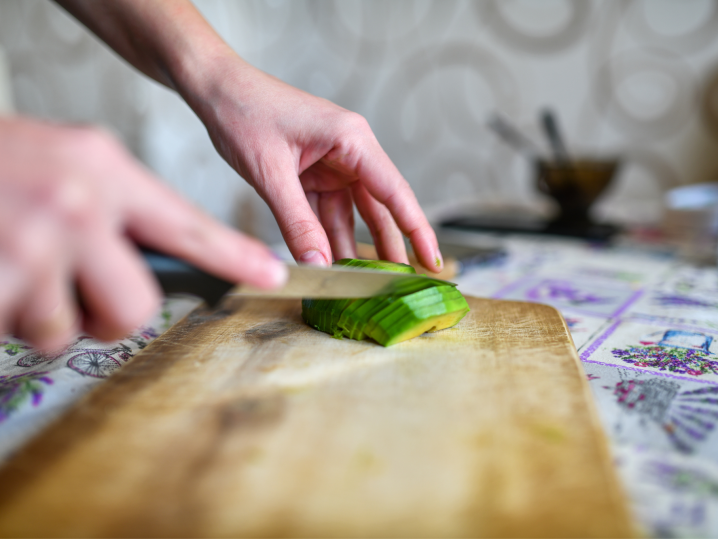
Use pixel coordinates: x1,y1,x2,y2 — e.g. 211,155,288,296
455,236,718,538
2,236,717,537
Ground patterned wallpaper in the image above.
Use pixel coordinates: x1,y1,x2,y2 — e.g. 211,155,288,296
2,0,718,244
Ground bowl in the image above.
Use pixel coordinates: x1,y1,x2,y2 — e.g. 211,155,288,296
535,158,621,224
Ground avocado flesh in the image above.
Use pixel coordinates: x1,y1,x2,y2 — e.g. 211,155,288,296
365,286,470,346
378,309,469,347
337,278,441,340
301,259,415,338
335,258,416,273
301,258,470,346
302,297,356,338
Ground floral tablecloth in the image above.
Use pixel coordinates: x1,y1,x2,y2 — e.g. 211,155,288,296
2,236,717,537
0,296,201,464
455,236,718,538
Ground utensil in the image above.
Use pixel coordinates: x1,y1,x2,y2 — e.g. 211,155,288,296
141,248,450,307
535,157,620,224
536,110,621,233
487,113,540,157
539,108,571,164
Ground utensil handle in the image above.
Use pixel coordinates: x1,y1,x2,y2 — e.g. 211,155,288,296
487,113,540,156
539,109,570,163
140,248,233,308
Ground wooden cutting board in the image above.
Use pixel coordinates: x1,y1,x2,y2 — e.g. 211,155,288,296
0,297,635,537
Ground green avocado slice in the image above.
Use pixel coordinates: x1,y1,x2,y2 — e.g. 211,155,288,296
301,259,414,338
365,287,470,346
301,258,470,346
301,297,356,338
336,277,443,340
335,258,416,273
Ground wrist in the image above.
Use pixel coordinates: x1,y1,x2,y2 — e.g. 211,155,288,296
169,41,253,122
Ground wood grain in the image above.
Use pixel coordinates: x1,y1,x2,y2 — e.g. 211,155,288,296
0,297,635,537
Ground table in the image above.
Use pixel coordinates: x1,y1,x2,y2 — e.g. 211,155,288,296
1,235,717,537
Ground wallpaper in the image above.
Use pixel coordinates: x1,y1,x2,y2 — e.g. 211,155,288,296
1,0,718,244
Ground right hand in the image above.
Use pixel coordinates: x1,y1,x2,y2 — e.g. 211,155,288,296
0,117,287,353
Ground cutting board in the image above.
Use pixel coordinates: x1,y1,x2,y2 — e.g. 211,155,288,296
0,297,635,537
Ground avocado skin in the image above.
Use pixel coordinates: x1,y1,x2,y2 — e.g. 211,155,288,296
335,258,416,273
301,258,469,346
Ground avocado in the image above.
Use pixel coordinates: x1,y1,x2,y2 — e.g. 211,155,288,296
301,258,469,346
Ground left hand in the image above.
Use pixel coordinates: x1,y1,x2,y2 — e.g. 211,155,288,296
188,58,443,271
56,0,443,271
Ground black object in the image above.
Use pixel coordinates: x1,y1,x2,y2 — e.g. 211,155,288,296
441,215,620,242
467,109,622,241
487,113,540,157
140,248,234,308
539,109,571,163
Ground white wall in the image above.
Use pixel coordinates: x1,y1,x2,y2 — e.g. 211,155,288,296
2,0,718,243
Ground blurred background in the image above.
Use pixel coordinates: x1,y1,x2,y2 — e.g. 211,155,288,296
1,0,718,245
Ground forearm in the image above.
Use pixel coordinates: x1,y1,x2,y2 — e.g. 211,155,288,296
54,0,240,106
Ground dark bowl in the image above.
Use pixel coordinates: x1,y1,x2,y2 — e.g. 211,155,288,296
536,157,620,223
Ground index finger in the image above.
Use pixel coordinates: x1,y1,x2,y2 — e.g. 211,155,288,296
116,160,288,290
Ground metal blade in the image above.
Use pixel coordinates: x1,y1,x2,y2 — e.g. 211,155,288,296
232,264,452,299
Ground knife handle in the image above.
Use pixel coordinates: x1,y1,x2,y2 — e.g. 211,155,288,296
139,248,234,308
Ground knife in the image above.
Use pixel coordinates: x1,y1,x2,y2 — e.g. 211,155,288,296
140,248,453,308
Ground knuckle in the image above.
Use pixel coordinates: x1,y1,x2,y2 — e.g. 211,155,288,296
343,112,371,134
282,218,320,244
41,177,96,227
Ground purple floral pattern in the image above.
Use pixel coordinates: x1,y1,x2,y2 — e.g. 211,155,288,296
1,341,31,358
612,345,718,377
653,294,718,309
527,280,612,306
607,377,718,453
0,372,53,422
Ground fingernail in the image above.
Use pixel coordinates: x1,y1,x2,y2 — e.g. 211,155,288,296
299,250,328,266
267,260,289,288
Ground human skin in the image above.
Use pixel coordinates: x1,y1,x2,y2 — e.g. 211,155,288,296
0,118,287,352
56,0,442,268
1,0,442,352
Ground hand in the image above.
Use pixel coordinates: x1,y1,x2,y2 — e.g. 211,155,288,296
55,0,443,269
0,117,287,352
189,59,443,270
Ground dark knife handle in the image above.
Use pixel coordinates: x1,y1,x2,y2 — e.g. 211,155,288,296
139,248,234,308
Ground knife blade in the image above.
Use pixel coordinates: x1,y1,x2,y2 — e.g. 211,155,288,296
141,248,453,308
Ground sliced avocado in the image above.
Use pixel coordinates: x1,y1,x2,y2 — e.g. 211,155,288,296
335,258,416,274
301,297,356,337
364,286,469,346
301,258,469,346
302,259,416,337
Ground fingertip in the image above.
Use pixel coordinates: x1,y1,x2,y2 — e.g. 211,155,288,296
83,286,160,342
265,260,289,289
409,230,442,273
23,302,80,354
433,248,444,273
298,250,330,267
